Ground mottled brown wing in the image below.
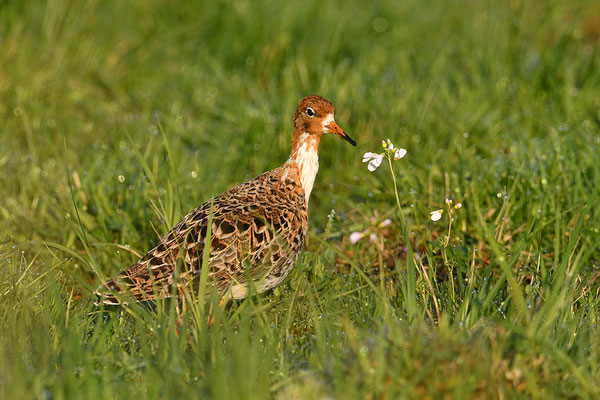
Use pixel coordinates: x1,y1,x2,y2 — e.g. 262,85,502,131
95,209,204,305
206,200,306,298
95,168,307,305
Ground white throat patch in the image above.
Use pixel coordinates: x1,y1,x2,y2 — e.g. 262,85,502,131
294,132,319,205
321,113,335,131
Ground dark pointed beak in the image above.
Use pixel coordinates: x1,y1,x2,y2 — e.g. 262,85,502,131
325,120,356,146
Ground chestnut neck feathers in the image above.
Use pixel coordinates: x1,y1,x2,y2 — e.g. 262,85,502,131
284,96,337,205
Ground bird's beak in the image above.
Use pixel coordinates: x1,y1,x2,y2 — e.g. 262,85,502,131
325,120,356,146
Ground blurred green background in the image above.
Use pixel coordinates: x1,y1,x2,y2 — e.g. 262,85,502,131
1,0,600,398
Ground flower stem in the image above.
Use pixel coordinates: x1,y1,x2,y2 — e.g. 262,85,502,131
388,156,402,213
442,204,454,302
387,155,417,321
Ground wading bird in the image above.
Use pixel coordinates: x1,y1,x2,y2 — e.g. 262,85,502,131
95,95,356,307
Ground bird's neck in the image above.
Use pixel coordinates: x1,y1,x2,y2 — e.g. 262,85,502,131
284,130,321,205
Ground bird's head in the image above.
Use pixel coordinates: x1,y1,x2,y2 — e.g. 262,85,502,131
293,95,356,146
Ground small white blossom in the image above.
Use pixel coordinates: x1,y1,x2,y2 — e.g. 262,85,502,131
362,152,384,171
380,218,391,227
430,210,443,221
394,148,407,160
362,152,376,162
368,155,384,171
455,203,462,209
349,231,364,244
369,233,378,242
365,140,406,171
445,198,453,206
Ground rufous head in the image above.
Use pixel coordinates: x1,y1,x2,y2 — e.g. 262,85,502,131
293,95,356,146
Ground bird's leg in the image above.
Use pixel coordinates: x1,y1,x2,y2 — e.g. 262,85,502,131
207,296,227,327
175,287,187,333
207,303,215,327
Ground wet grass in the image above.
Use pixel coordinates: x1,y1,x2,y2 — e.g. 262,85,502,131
1,0,600,398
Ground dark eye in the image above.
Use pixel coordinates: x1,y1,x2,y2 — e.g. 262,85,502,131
306,107,315,117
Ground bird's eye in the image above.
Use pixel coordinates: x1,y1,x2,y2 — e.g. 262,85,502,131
306,107,315,117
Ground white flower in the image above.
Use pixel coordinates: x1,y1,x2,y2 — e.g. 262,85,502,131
362,152,376,162
455,203,462,209
368,155,384,171
394,148,407,160
369,233,378,242
382,139,397,150
362,152,384,171
430,210,443,221
445,198,453,206
380,218,391,227
349,231,364,244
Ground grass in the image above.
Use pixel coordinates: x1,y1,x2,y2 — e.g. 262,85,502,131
1,0,600,398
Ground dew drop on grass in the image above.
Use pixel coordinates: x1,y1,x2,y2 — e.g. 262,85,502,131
372,17,389,33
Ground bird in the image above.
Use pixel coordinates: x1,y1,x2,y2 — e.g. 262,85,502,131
95,95,356,306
